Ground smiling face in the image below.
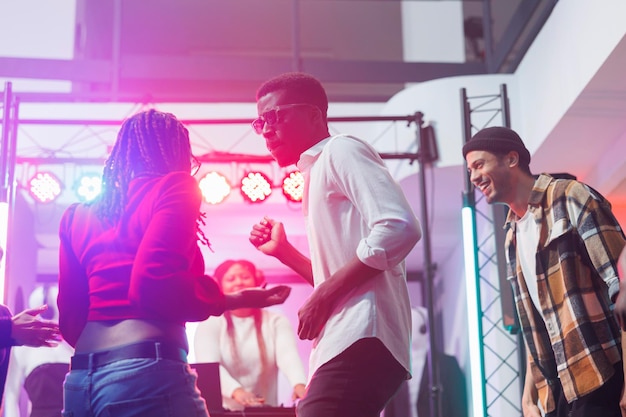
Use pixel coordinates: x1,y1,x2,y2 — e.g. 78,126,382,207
219,263,260,295
256,89,323,167
465,149,516,205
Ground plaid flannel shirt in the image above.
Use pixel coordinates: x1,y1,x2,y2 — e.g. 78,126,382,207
505,173,625,413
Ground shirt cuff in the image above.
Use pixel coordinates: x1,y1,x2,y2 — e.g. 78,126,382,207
356,240,389,271
609,278,621,302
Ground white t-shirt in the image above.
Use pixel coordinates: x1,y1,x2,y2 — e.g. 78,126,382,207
516,209,542,314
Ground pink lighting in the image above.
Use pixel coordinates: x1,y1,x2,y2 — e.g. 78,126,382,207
281,171,304,203
198,171,231,205
28,172,62,203
240,172,272,203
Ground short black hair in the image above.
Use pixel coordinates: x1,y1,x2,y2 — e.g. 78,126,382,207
256,72,328,122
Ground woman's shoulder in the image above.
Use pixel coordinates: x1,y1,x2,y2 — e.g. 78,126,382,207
60,202,81,219
134,171,197,191
132,172,201,207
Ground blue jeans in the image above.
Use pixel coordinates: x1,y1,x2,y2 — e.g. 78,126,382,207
297,337,407,417
62,357,208,417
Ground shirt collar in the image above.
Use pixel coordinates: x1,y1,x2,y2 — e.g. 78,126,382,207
505,173,554,227
296,135,332,171
529,173,553,204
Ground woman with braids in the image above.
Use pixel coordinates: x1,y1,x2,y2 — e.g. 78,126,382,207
194,259,307,411
57,109,290,417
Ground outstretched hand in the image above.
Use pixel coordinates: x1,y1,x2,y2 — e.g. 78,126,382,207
11,305,61,347
229,285,291,310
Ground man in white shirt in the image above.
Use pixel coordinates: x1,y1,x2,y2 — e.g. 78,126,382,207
249,72,422,417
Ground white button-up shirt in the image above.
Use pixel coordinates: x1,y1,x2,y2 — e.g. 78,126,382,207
297,134,422,377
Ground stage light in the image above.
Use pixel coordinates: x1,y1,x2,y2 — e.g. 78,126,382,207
75,174,102,202
199,171,231,205
282,171,304,202
28,172,62,203
240,171,272,203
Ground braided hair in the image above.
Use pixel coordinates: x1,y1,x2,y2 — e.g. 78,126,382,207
94,109,210,245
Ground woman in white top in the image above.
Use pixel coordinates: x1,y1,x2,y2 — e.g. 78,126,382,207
194,260,307,411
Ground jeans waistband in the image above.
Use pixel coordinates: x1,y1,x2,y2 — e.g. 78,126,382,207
70,341,187,370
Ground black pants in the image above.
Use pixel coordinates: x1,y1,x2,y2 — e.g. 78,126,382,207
297,338,407,417
547,362,624,417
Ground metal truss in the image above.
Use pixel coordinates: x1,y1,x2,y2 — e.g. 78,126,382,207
461,84,524,417
0,84,433,316
11,109,424,198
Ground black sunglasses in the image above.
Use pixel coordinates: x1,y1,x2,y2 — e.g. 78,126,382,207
251,103,317,134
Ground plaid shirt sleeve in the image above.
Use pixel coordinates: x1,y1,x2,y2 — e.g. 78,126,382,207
562,180,625,300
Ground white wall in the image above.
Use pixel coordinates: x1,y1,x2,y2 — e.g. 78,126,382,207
401,1,465,63
514,0,626,149
0,0,75,91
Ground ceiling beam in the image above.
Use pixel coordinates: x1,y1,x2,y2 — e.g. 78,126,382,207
0,56,486,103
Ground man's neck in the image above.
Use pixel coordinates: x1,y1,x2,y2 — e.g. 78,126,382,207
509,174,535,218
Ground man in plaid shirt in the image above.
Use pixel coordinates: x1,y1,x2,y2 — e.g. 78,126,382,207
463,126,626,417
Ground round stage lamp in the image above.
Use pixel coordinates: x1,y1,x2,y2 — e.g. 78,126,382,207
199,171,231,205
240,172,272,203
75,174,102,202
28,172,62,203
282,171,304,202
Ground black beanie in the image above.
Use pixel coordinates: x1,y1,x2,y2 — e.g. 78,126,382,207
462,126,531,166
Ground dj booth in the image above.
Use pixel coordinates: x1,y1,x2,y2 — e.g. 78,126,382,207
211,407,296,417
191,363,297,417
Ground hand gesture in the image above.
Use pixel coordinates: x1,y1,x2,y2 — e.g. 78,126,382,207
292,383,306,401
249,217,287,257
232,387,265,407
297,288,333,340
11,305,61,347
230,285,291,310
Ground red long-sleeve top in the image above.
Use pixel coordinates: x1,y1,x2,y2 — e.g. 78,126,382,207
58,172,225,347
